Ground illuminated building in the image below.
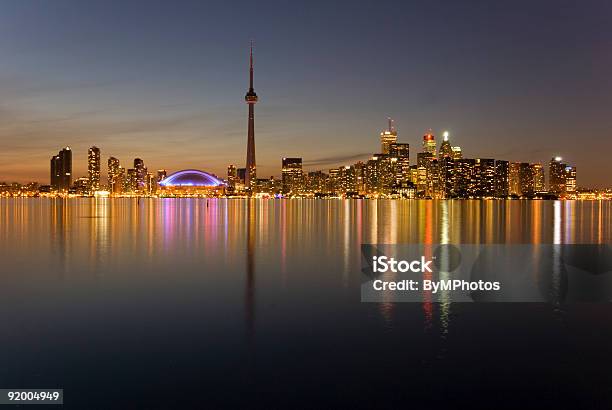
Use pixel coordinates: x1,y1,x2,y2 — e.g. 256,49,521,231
565,166,576,193
134,158,147,192
73,177,89,195
549,157,567,195
281,157,303,195
126,169,138,193
108,157,122,194
305,171,328,194
494,160,509,198
389,143,410,185
518,162,534,196
244,43,258,192
451,146,462,159
440,156,455,198
453,159,476,198
146,173,157,194
158,169,226,196
380,118,398,155
329,168,341,194
475,158,496,197
227,165,237,194
531,163,545,193
50,147,72,192
509,162,521,196
88,146,100,192
236,168,246,185
423,130,436,157
439,131,453,160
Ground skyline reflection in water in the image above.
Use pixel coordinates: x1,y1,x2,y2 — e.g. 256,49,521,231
0,198,611,408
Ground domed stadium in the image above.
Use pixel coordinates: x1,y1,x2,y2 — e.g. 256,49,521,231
158,169,225,196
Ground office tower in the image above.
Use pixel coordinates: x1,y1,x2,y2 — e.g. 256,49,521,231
380,118,398,155
73,177,89,195
245,43,258,192
236,168,247,185
328,168,341,194
88,146,101,192
305,171,327,194
126,169,138,193
50,147,72,191
518,162,534,196
108,157,121,194
146,173,157,195
439,131,453,160
451,146,462,159
364,160,378,194
281,158,303,195
549,157,567,195
453,159,476,198
416,152,433,168
134,158,147,191
565,166,577,193
353,161,365,193
475,158,496,197
157,169,167,182
227,165,237,193
117,167,126,194
509,162,521,196
494,160,509,198
423,130,436,157
426,159,442,198
531,163,545,193
441,156,455,198
389,143,410,185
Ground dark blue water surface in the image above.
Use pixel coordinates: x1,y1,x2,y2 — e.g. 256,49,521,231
1,198,611,409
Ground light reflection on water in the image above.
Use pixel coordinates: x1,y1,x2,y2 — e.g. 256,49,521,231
1,198,612,407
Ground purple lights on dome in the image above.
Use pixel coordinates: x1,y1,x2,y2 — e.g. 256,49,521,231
159,170,225,187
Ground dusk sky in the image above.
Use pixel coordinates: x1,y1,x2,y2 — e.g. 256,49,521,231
1,0,611,186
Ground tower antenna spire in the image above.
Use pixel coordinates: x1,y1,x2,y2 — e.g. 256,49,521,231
249,40,254,90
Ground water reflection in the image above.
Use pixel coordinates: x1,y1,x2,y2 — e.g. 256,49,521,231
1,198,611,338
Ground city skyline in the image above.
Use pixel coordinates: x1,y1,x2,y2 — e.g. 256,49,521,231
1,1,611,186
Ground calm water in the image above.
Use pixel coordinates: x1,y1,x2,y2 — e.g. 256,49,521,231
1,198,611,409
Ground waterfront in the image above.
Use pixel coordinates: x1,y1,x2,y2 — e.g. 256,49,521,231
1,198,611,408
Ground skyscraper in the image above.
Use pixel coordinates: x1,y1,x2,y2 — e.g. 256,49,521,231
50,147,72,192
494,160,509,198
245,42,258,192
380,118,398,155
108,157,121,194
531,163,545,193
281,158,303,195
134,158,147,192
549,157,566,195
423,130,436,157
438,131,453,160
88,146,101,192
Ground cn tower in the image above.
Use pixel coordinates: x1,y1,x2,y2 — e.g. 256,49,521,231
245,42,258,192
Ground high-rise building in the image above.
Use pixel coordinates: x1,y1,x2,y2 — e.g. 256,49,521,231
227,165,237,194
518,162,534,196
126,169,138,193
380,118,398,155
531,163,545,193
509,162,521,196
88,146,100,192
549,157,567,195
108,157,121,194
475,158,496,197
157,169,167,182
451,146,463,159
389,142,410,185
50,147,72,191
423,130,436,157
565,166,577,193
134,158,147,192
494,160,509,198
438,131,453,160
245,42,258,192
281,158,303,195
453,159,476,198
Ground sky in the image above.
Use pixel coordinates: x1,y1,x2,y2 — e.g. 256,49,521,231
0,0,611,187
